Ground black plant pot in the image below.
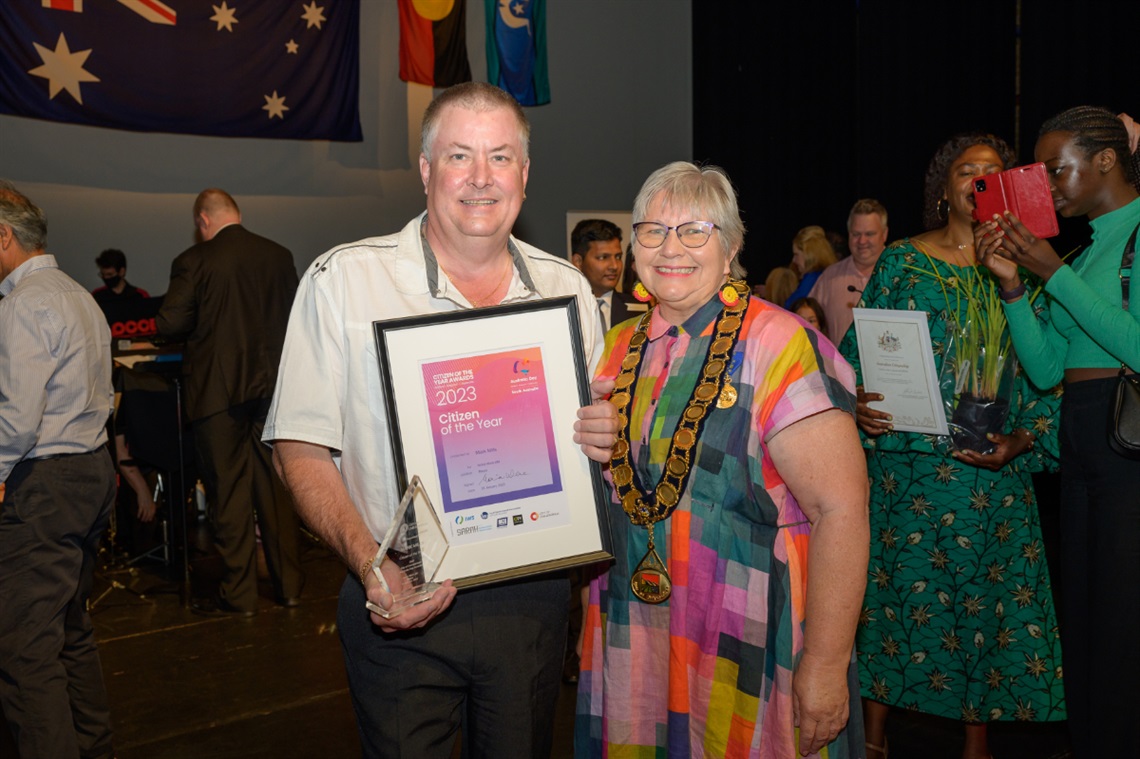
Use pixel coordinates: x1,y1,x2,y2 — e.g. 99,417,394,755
950,394,1010,454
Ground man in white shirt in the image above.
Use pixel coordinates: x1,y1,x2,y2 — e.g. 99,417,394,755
570,218,647,331
809,198,889,344
0,182,116,759
264,83,617,758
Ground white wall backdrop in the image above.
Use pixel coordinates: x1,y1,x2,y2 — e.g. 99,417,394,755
0,0,692,294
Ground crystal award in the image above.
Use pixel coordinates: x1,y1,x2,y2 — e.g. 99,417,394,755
364,475,449,619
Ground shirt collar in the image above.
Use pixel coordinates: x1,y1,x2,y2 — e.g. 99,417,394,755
1090,195,1140,240
418,214,538,303
646,289,726,341
0,253,57,296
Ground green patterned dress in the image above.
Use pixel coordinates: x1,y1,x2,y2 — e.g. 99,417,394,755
839,240,1066,723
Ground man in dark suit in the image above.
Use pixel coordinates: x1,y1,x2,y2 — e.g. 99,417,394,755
157,188,302,616
570,218,647,331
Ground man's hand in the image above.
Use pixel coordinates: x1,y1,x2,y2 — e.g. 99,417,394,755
574,378,618,463
364,558,457,633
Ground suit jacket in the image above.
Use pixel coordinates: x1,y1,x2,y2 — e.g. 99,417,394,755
157,224,298,421
609,291,649,331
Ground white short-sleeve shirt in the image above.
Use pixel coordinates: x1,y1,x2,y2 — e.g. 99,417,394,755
263,213,601,541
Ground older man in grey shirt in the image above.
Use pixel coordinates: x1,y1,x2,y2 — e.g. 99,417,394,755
0,182,116,759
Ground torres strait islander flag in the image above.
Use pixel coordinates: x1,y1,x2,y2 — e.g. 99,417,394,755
397,0,471,88
0,0,362,140
485,0,548,106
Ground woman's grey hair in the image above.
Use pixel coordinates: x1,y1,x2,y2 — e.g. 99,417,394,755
631,161,747,279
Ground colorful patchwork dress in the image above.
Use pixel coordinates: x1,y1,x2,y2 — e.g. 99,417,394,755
575,293,864,758
839,240,1066,723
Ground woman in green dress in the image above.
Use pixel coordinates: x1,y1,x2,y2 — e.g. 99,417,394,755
840,134,1066,759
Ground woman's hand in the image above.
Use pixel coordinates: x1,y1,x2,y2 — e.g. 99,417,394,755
981,212,1064,282
793,653,851,756
974,219,1021,290
951,429,1035,471
855,387,891,437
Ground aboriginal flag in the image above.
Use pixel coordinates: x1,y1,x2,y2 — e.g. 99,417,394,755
485,0,548,106
398,0,471,88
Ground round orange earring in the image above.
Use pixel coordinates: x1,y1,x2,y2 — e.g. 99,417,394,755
632,282,652,303
718,283,740,307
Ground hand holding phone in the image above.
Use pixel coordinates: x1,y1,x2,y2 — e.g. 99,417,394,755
972,162,1059,239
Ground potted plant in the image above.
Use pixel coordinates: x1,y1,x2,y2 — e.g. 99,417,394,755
905,258,1025,454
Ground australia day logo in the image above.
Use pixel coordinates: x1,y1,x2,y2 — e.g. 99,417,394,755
878,330,901,352
512,358,531,374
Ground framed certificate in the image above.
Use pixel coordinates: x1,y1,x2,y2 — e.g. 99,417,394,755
851,308,949,436
374,297,613,589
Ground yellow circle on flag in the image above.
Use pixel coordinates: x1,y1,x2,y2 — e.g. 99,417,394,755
412,0,454,21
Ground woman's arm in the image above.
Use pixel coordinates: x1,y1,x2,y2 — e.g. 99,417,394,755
768,408,869,756
980,213,1140,373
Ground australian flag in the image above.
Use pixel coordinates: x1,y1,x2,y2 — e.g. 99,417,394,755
0,0,362,141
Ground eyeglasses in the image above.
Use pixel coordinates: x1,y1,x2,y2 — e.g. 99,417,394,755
632,221,719,249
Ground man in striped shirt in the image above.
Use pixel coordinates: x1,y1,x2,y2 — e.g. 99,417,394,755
0,182,117,759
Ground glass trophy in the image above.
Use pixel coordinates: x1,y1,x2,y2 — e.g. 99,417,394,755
364,475,450,619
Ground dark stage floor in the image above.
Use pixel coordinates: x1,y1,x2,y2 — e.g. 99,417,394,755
1,525,1073,759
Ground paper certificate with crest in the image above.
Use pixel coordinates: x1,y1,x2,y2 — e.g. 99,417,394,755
851,308,949,436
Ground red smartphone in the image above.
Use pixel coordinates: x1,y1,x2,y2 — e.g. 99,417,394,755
971,162,1059,238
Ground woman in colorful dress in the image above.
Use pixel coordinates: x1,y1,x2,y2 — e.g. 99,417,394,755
975,106,1140,759
575,161,870,758
843,134,1066,759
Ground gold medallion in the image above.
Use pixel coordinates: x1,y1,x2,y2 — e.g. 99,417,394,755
694,383,718,401
717,383,738,409
631,545,672,603
711,337,733,354
612,464,633,487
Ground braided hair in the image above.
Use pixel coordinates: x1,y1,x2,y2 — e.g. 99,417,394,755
1039,106,1140,193
922,133,1015,230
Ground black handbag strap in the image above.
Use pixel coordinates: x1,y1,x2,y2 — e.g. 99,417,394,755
1119,221,1139,373
1122,221,1139,310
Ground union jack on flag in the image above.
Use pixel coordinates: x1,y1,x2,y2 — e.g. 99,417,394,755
1,0,361,140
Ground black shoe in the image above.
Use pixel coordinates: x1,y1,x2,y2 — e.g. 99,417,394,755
278,596,301,608
191,595,257,618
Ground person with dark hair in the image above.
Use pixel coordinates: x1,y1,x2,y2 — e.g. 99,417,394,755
91,247,149,308
809,199,890,343
157,188,303,617
577,161,869,758
570,218,647,331
266,82,617,758
843,134,1065,759
789,295,829,337
976,106,1140,759
0,182,117,759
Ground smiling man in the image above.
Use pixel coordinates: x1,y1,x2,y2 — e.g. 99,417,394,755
264,82,617,759
570,218,647,331
809,198,889,343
